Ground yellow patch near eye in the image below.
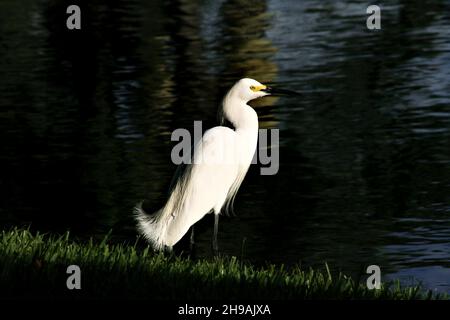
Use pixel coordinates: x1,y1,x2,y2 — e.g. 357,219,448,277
250,85,267,92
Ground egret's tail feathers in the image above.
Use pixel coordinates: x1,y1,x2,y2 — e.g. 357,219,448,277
134,203,169,251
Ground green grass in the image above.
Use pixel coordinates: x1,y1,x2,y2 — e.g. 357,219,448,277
0,228,445,300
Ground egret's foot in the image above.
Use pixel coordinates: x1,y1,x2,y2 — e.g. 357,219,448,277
212,214,219,256
212,240,219,257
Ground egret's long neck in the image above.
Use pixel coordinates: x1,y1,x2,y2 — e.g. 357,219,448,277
221,91,258,131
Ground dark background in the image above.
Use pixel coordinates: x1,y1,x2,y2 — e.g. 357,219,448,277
0,0,449,293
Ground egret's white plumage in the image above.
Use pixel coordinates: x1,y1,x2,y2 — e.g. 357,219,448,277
135,78,269,251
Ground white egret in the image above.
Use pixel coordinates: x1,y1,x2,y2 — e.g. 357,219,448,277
135,78,299,253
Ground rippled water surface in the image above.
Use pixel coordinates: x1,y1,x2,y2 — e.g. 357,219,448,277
0,0,449,293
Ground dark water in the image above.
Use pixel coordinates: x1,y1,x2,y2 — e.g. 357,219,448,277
1,0,449,293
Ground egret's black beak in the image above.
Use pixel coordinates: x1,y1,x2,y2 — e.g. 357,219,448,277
262,86,302,96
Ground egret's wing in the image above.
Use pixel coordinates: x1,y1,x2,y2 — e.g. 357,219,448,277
136,126,250,248
189,126,241,211
195,127,252,215
169,126,236,195
193,127,238,166
162,127,241,244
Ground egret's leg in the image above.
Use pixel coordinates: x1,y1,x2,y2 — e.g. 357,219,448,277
189,226,195,251
212,214,219,256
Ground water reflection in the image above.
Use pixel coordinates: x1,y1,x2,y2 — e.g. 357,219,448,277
0,0,449,293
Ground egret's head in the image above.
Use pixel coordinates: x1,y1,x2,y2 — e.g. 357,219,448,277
232,78,270,102
231,78,301,103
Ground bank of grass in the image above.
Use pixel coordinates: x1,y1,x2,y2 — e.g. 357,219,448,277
0,228,443,300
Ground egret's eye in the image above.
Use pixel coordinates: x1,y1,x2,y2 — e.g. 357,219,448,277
250,85,256,91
